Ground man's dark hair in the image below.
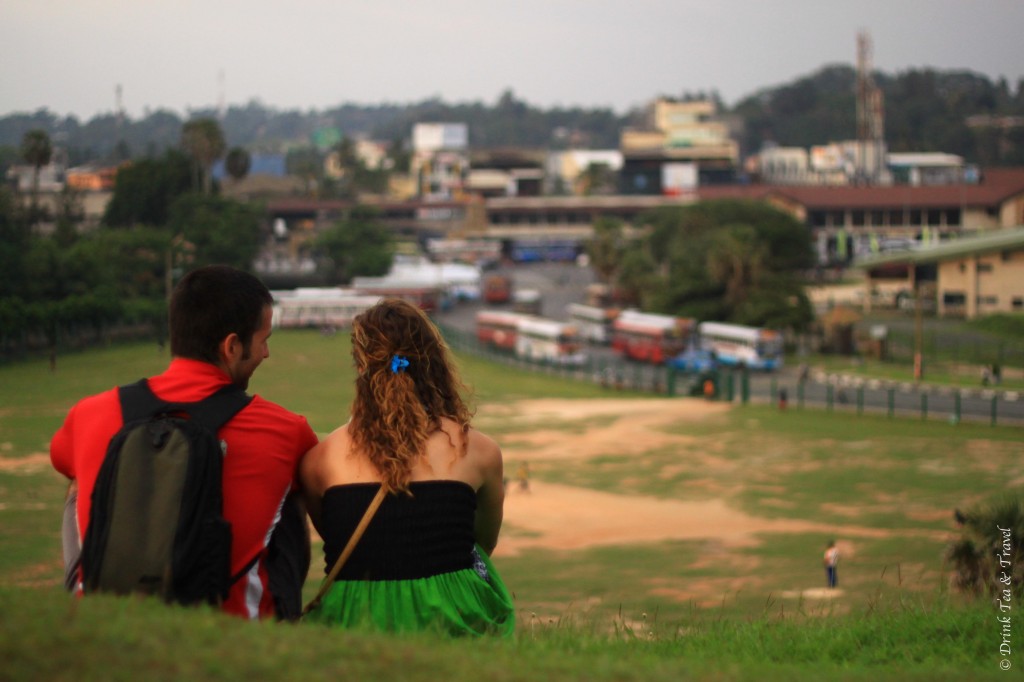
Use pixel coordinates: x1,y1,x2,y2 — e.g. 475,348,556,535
170,265,273,363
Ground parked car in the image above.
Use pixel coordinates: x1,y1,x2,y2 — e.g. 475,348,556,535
669,348,717,373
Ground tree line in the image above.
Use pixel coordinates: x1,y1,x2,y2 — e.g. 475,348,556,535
1,67,1022,173
0,120,395,364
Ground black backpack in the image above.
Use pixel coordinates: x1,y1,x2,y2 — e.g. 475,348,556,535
79,379,253,605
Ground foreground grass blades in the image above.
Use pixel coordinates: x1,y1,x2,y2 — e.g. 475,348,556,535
0,587,1013,681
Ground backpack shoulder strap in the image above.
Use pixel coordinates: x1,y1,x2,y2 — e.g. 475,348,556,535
188,383,254,432
118,379,168,422
118,378,253,431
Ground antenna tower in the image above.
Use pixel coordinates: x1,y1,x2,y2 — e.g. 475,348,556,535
218,70,226,120
856,31,885,183
116,84,125,127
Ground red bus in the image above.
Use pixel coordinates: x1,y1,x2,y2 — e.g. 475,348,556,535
475,310,532,352
610,310,695,364
482,274,512,303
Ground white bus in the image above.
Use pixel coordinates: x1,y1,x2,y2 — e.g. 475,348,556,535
476,310,534,352
697,321,784,371
271,289,381,329
514,317,587,366
566,303,619,345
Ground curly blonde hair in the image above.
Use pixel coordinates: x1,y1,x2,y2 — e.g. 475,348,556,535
349,298,473,493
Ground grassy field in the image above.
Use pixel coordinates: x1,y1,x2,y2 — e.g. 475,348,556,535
1,329,1021,680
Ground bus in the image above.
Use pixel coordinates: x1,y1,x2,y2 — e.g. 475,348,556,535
508,238,579,263
514,317,587,366
610,310,695,364
271,289,381,329
425,238,502,267
351,278,446,312
696,321,784,371
475,310,532,352
566,303,619,345
482,274,512,303
512,288,542,315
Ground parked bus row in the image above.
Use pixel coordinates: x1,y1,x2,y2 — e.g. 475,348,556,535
565,304,784,371
475,310,586,366
271,288,382,329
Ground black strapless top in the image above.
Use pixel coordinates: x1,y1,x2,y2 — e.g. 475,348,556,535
320,481,477,581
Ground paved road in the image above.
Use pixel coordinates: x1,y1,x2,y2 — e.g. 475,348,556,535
437,260,598,328
435,261,1024,426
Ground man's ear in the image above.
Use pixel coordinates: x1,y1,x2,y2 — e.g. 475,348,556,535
218,333,243,365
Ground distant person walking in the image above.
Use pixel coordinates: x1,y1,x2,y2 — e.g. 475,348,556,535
824,540,840,589
516,462,531,493
703,377,715,401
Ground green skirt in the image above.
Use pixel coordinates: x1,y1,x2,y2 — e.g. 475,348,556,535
305,546,515,638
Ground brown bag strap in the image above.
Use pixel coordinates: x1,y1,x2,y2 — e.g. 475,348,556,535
302,485,387,616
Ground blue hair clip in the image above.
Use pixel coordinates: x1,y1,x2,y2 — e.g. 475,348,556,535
390,355,410,374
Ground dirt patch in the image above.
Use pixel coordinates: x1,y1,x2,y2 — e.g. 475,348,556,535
495,480,896,558
487,397,947,561
0,453,52,473
478,398,731,462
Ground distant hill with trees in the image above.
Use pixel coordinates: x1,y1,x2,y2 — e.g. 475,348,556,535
1,67,1022,173
732,64,1024,165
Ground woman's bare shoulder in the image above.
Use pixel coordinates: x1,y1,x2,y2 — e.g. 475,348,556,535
304,423,352,463
466,426,501,464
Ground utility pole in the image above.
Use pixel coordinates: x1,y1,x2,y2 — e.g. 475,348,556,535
913,264,924,382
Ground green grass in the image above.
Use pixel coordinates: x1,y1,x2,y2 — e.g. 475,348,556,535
803,353,1024,390
0,587,1014,681
966,313,1024,341
2,334,1022,679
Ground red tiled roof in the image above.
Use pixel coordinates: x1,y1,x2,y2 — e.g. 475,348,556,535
764,168,1024,209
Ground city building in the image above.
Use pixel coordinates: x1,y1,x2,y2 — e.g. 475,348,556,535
545,150,624,195
858,226,1024,318
465,148,546,198
619,98,739,194
765,167,1024,263
411,123,470,200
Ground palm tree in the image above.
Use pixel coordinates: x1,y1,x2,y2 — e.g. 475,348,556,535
20,129,52,224
180,118,226,194
586,217,624,284
705,224,768,312
578,161,617,196
225,147,251,182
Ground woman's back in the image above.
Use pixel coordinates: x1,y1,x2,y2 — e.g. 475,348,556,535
318,480,476,580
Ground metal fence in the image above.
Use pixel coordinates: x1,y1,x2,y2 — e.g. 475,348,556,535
884,327,1024,370
439,324,1024,428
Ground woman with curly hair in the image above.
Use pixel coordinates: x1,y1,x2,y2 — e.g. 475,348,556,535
300,298,513,636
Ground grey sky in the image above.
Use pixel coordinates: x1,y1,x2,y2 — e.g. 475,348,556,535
2,0,1022,121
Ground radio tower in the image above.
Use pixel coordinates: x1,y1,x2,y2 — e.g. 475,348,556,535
218,69,226,121
114,84,127,161
115,84,125,127
856,31,885,184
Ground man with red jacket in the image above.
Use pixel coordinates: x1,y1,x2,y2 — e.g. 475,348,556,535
51,265,318,620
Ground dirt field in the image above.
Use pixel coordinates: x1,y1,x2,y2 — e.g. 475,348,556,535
477,397,930,604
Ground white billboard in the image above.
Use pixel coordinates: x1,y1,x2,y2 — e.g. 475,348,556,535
661,162,697,195
413,123,468,152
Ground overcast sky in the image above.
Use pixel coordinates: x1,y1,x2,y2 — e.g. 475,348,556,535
2,0,1022,121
